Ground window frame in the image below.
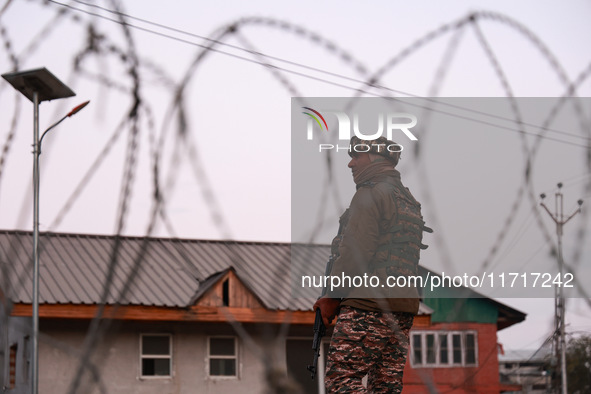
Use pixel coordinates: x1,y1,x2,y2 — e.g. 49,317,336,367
410,330,478,368
206,336,239,379
139,333,173,379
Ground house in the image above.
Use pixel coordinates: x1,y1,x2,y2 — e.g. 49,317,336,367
498,348,553,393
0,230,525,393
403,268,526,393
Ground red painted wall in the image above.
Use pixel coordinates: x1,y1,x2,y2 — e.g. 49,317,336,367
402,322,502,394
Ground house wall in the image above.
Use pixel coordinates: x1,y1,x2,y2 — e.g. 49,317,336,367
10,317,512,394
403,322,500,394
499,360,550,393
2,315,31,394
37,320,296,394
424,298,498,324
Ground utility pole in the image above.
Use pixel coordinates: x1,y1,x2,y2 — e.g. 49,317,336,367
540,183,583,394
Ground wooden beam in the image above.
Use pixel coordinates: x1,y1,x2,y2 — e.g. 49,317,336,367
11,303,431,328
10,303,316,325
412,315,431,327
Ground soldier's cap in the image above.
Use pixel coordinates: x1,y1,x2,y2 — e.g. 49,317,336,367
348,136,401,166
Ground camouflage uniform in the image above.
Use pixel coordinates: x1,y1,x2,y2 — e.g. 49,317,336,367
325,306,414,393
323,136,430,393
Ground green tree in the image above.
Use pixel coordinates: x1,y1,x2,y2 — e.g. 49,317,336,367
567,335,591,394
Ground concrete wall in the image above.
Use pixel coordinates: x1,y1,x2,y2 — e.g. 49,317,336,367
9,316,509,393
2,315,32,394
36,320,301,394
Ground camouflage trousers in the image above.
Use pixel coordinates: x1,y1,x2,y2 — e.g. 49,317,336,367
325,306,414,393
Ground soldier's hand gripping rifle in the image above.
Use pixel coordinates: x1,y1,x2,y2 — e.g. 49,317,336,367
306,255,335,379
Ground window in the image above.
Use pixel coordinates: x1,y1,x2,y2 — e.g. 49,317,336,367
425,334,436,364
411,331,478,368
412,333,422,365
465,333,476,365
23,335,30,382
222,279,230,306
452,333,462,365
439,334,448,364
9,344,17,389
140,334,172,378
208,337,238,378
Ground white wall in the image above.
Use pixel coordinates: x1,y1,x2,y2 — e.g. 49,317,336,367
36,320,299,394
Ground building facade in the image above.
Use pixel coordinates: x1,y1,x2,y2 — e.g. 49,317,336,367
498,349,552,393
0,231,525,393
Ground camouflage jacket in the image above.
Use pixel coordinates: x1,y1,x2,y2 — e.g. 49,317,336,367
325,170,431,314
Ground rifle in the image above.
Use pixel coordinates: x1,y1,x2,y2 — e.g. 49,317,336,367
306,255,335,379
306,308,326,379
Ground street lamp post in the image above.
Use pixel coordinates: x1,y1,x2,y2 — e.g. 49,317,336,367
2,68,87,394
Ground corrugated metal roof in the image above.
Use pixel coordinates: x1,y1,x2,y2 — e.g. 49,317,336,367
0,230,327,311
2,231,520,320
498,347,552,363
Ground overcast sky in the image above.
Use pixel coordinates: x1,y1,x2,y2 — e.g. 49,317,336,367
1,0,590,351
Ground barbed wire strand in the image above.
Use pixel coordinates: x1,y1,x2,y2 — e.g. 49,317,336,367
40,0,591,143
0,1,589,392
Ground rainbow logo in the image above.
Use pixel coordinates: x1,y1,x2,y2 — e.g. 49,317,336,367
302,107,328,132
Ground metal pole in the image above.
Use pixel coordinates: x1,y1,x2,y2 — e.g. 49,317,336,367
540,185,583,394
32,91,40,394
553,216,560,393
555,192,567,394
2,68,81,394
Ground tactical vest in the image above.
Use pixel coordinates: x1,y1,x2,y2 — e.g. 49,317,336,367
368,180,432,278
332,179,432,278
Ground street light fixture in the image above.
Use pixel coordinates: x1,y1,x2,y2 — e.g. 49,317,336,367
2,67,88,394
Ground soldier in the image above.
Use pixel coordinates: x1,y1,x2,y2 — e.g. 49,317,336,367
313,135,431,393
